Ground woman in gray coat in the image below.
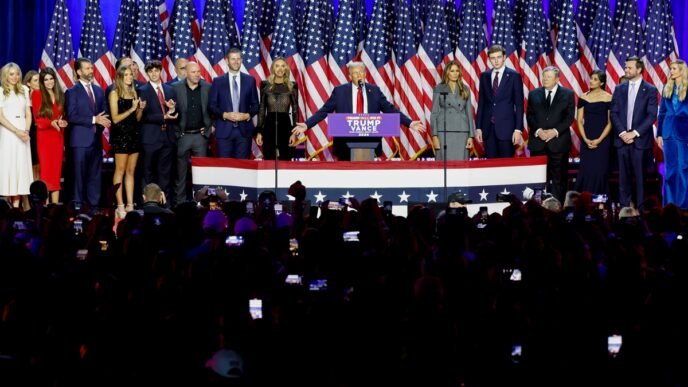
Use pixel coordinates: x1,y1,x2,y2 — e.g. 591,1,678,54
431,61,475,160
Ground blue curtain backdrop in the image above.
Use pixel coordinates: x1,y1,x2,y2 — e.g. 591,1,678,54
1,0,686,73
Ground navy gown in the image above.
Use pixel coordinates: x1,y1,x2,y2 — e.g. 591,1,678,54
575,99,611,195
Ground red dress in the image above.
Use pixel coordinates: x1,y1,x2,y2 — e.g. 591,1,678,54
31,90,65,191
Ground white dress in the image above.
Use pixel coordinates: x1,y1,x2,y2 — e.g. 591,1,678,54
0,88,33,196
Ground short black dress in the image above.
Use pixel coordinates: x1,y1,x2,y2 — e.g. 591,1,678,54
110,98,140,154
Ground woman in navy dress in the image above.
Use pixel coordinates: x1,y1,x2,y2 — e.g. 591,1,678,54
575,70,612,195
657,59,688,208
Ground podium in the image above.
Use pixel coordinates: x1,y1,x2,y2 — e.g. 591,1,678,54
328,113,400,161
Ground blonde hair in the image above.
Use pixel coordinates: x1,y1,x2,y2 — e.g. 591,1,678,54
663,59,687,101
1,62,25,98
267,58,293,91
440,61,469,100
114,65,137,99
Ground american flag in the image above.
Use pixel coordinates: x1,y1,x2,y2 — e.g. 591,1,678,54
642,0,680,91
194,0,232,82
328,0,363,88
158,0,175,82
169,0,198,64
409,0,424,48
241,0,272,85
605,0,644,93
445,0,460,54
573,0,596,86
513,0,527,52
491,0,520,71
292,0,307,48
111,0,137,60
392,0,428,160
40,0,74,90
586,0,613,70
78,0,115,91
301,0,335,161
576,0,597,39
362,0,397,159
417,0,453,136
131,0,166,82
224,0,242,49
456,0,489,116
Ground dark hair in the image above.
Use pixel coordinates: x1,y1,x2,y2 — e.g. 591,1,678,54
626,56,644,72
37,67,65,118
488,45,506,56
590,69,606,88
144,60,163,72
74,58,92,79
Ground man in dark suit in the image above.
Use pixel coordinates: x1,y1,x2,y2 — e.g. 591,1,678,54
476,45,524,158
139,60,178,200
293,61,425,161
65,58,111,209
172,62,212,204
611,56,659,207
527,66,575,202
209,48,260,158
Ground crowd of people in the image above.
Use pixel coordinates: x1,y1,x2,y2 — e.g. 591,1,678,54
1,45,687,212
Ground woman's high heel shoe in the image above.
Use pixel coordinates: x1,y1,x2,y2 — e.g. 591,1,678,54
125,204,135,212
116,204,127,219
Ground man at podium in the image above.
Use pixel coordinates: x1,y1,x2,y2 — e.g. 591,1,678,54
292,62,425,160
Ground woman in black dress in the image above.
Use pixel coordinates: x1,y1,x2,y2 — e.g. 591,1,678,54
108,64,145,218
575,70,612,195
255,57,298,160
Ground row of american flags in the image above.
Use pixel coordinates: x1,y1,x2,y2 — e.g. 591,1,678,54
40,0,680,161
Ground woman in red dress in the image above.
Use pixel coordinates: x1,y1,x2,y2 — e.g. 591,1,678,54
31,67,66,203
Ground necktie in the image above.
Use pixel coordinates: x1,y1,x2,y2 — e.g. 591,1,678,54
546,90,552,107
492,71,499,95
156,86,166,113
356,86,363,113
627,82,637,131
231,75,239,113
85,84,95,110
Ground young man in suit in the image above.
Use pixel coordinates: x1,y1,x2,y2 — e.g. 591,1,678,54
293,61,425,161
139,60,178,201
172,62,212,204
610,56,659,207
209,48,260,159
65,58,111,210
475,44,524,158
527,66,575,202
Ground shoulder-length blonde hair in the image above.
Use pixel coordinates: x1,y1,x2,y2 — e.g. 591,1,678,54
114,64,137,99
663,59,687,101
37,67,65,118
440,61,469,100
1,62,25,98
267,57,293,91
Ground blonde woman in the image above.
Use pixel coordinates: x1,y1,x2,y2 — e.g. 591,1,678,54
0,63,33,207
657,59,688,208
32,68,67,203
255,57,298,160
109,64,145,217
430,61,475,160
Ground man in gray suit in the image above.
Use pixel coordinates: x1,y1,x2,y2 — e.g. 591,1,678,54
172,62,212,204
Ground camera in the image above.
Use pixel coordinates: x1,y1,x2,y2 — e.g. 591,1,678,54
226,235,244,247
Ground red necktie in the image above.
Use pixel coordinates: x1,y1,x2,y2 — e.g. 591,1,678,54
156,86,166,114
356,87,363,113
85,84,95,110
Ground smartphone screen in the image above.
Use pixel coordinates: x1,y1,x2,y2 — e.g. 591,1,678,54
511,344,522,363
274,203,283,215
226,235,244,247
309,279,328,292
208,188,217,196
249,299,263,319
593,194,608,203
343,231,360,242
608,335,622,357
246,201,254,214
76,249,88,261
289,238,299,256
285,274,302,285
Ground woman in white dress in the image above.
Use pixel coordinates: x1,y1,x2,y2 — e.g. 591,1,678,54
0,63,33,207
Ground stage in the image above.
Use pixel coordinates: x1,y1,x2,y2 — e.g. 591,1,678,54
191,156,548,215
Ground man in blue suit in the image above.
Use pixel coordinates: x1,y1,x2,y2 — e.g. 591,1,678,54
65,58,111,209
293,62,425,161
139,60,178,201
209,48,259,158
611,56,659,207
475,45,524,158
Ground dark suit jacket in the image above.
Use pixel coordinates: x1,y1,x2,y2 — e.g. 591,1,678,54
526,86,576,153
305,83,412,128
476,67,524,140
65,82,107,148
139,82,178,145
611,80,659,149
208,72,259,139
172,79,212,138
658,88,688,141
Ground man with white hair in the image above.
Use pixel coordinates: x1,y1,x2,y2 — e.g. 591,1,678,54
293,62,425,160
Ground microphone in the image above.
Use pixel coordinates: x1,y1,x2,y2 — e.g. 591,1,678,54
358,79,364,89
